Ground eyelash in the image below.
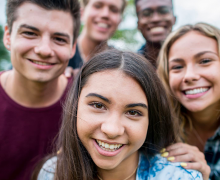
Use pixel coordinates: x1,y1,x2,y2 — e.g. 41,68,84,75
200,59,212,64
89,102,106,110
171,65,183,70
54,37,67,44
89,102,143,117
22,31,36,36
126,110,143,117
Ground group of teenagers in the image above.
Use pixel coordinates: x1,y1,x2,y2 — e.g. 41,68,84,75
1,0,220,180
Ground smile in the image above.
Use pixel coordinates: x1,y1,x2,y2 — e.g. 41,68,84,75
184,87,209,95
150,26,165,33
97,23,109,29
28,59,55,66
96,140,123,152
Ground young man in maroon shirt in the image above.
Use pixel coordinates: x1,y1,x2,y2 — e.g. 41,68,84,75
0,0,80,179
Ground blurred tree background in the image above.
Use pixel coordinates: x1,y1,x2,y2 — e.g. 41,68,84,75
109,0,144,51
0,25,10,71
0,0,144,70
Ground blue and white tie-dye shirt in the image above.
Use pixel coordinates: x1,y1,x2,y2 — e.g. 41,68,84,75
38,153,203,180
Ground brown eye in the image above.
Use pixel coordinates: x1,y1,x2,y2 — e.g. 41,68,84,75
200,59,212,64
89,102,106,110
126,110,142,116
94,103,103,109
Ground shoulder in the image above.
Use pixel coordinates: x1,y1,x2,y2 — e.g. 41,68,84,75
137,44,146,55
137,154,203,180
37,156,57,180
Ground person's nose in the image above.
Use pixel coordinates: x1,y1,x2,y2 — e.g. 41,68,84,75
100,6,110,18
101,112,125,139
183,65,200,83
34,36,54,58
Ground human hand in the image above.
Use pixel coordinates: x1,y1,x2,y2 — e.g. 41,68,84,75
64,66,79,79
161,142,210,180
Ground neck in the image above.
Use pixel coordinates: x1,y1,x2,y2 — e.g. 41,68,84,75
79,30,108,62
144,42,162,68
97,152,139,180
188,106,220,133
2,70,67,108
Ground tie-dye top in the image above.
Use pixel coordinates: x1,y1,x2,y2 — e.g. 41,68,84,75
38,153,203,180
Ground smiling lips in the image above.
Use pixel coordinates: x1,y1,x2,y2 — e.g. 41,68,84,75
97,22,109,29
150,27,165,34
96,139,123,152
183,87,210,99
29,59,56,66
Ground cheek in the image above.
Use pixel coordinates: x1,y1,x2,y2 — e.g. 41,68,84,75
77,105,99,137
111,15,121,27
55,47,73,63
164,16,175,25
127,119,148,145
169,74,181,93
12,39,33,55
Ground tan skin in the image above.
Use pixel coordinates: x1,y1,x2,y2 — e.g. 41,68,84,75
3,2,75,107
65,0,123,77
163,31,220,180
77,70,149,180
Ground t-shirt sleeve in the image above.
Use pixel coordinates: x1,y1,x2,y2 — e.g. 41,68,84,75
148,156,203,180
37,157,57,180
150,163,203,180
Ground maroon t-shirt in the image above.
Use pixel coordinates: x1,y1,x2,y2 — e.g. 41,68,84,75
0,72,72,180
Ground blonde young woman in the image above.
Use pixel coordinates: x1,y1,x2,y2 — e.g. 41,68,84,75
157,23,220,180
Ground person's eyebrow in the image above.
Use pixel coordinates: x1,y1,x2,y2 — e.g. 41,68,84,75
19,24,40,32
86,93,111,104
169,58,184,63
126,103,148,109
194,51,218,58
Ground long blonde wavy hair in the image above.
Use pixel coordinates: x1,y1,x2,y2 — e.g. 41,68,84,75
157,23,220,141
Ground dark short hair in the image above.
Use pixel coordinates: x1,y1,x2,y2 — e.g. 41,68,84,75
6,0,80,43
55,49,178,179
135,0,173,6
81,0,127,13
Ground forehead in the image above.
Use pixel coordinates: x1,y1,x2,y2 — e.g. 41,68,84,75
169,31,218,59
88,0,123,9
14,2,74,36
81,70,147,103
137,0,172,10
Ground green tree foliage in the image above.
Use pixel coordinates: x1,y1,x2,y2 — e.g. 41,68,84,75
110,0,144,51
0,25,10,70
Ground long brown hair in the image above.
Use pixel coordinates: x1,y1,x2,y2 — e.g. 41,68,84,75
51,49,178,180
157,23,220,140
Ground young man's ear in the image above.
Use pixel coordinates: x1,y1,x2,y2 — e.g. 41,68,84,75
70,41,77,59
3,25,11,51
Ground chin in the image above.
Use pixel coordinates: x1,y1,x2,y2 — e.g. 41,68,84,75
183,104,205,113
95,160,119,170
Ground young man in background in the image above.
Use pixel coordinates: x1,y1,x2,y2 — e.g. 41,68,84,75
66,0,126,76
136,0,176,68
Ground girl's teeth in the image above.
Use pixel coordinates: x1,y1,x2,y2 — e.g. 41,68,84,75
105,144,109,148
185,88,209,95
96,140,122,151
